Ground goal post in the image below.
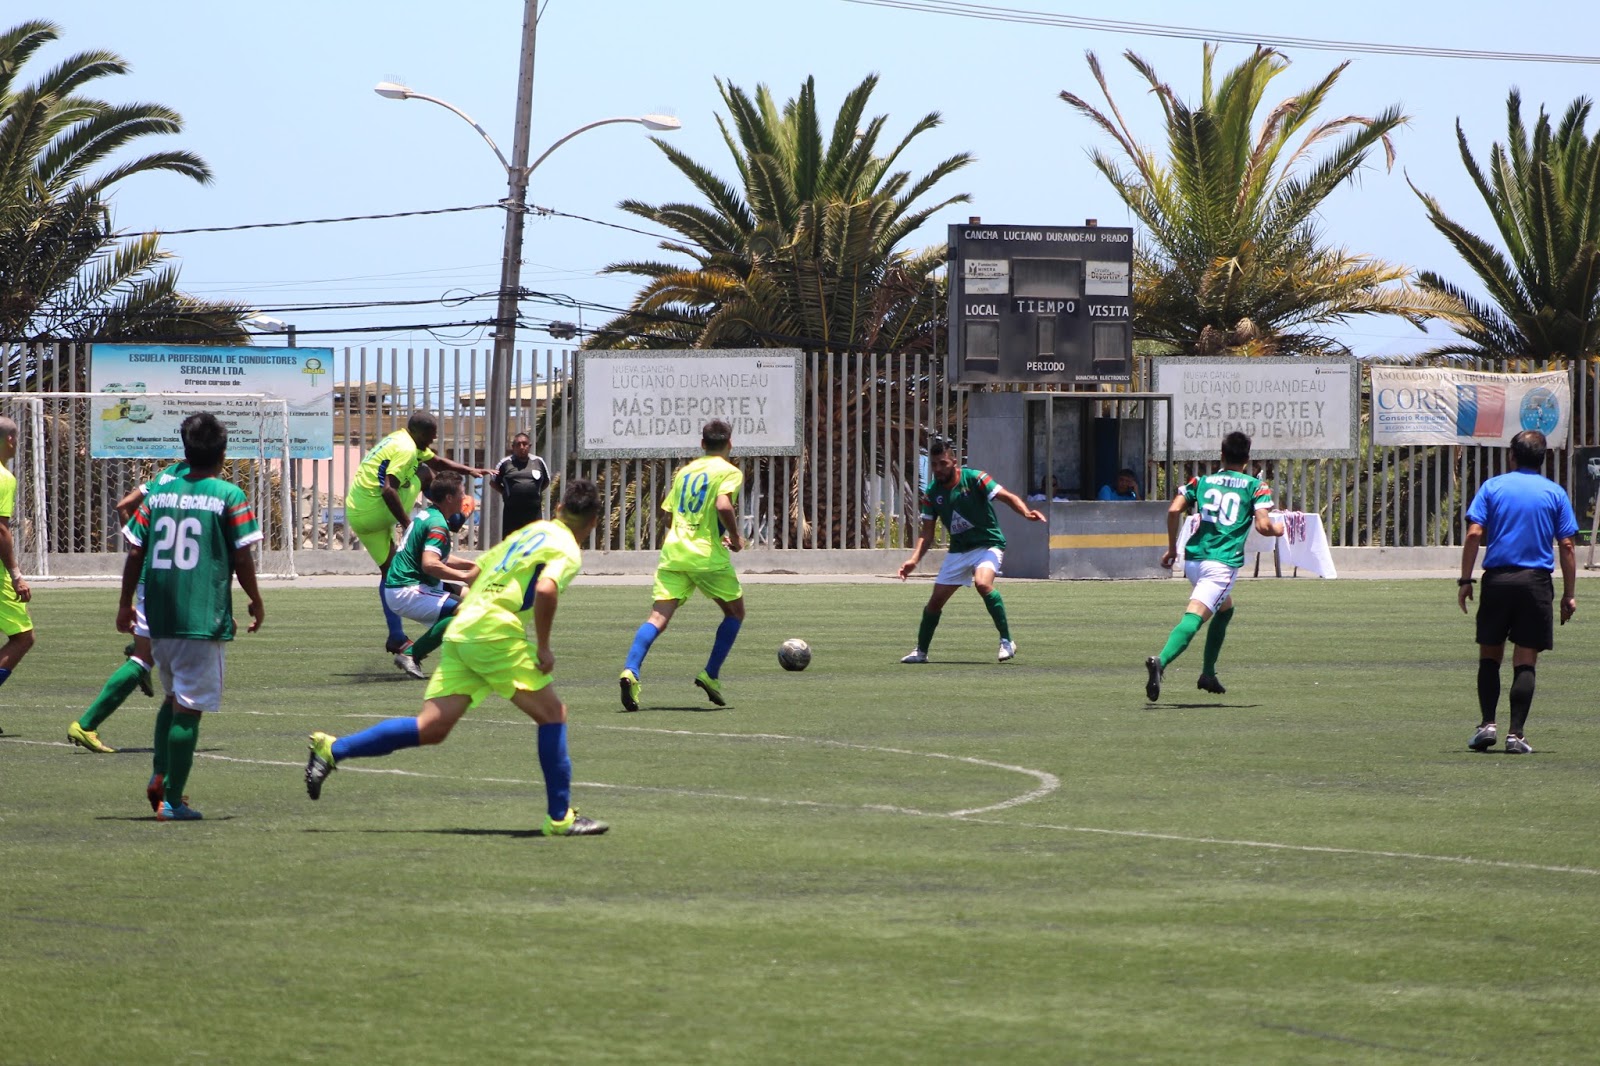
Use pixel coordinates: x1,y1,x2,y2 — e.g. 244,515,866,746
7,391,296,580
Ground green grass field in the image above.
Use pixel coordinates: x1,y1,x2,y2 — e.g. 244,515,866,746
5,577,1599,1064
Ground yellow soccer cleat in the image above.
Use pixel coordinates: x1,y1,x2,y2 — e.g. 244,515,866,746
68,722,116,754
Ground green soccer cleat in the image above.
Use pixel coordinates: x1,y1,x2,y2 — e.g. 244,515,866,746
68,721,116,754
305,731,338,800
542,808,609,837
694,670,726,707
619,669,641,713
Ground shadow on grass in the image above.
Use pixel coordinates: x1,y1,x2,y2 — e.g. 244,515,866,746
94,814,238,822
1145,702,1264,710
330,671,418,685
616,704,727,714
303,827,547,839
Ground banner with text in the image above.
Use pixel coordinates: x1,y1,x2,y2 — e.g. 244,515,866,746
1150,357,1358,459
1369,367,1570,447
89,343,334,459
576,349,802,458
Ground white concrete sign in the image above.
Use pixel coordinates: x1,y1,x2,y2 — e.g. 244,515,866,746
576,349,802,458
1151,356,1358,458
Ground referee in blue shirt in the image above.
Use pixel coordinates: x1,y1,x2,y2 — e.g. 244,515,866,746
1459,429,1579,754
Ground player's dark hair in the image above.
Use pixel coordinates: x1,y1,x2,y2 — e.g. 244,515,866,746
560,477,601,519
1511,429,1547,469
928,435,951,458
426,470,463,505
1117,467,1137,479
512,430,531,444
702,419,732,451
1220,431,1251,466
406,409,437,435
182,412,227,467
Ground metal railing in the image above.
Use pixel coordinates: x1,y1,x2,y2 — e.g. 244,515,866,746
4,341,1597,558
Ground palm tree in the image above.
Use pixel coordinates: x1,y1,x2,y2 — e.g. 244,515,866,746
1061,44,1468,356
1411,91,1600,361
588,73,971,352
589,74,972,547
0,19,249,356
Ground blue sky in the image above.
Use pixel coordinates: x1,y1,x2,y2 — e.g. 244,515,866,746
32,0,1600,358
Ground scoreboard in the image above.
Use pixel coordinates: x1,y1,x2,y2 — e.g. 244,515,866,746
947,222,1134,386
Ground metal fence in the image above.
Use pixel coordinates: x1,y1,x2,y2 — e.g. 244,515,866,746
3,342,1597,562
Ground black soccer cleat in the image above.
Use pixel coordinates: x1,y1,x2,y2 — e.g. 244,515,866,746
1196,674,1226,695
1144,656,1163,702
305,732,337,800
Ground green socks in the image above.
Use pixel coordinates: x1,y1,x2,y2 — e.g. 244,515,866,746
410,616,452,662
980,589,1011,641
78,658,147,731
1201,607,1233,676
163,710,201,805
916,608,941,653
1158,611,1205,667
151,697,174,776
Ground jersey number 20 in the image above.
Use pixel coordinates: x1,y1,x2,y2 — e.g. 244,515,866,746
1199,488,1241,526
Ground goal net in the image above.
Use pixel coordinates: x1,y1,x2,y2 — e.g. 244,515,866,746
6,392,296,580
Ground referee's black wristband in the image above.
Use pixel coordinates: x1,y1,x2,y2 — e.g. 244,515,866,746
1458,577,1475,586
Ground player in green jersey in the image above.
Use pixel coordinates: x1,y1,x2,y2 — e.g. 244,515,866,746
119,413,265,821
382,471,480,679
0,416,35,735
305,479,609,836
1145,431,1283,702
619,419,745,712
897,436,1045,663
67,459,189,754
345,410,492,657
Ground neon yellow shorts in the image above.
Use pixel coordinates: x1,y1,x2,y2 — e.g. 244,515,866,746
0,575,32,636
424,633,551,709
651,564,743,605
345,492,406,567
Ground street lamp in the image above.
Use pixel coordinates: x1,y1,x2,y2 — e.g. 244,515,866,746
373,78,679,538
246,313,296,347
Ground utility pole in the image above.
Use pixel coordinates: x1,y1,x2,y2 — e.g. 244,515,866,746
487,0,539,543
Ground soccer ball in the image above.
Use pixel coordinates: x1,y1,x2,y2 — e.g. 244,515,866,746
777,638,811,672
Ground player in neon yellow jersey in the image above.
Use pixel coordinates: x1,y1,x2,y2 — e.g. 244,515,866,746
618,419,745,712
306,479,609,836
345,410,491,657
0,416,34,736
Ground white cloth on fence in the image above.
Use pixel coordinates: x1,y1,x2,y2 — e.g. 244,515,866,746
1175,511,1338,579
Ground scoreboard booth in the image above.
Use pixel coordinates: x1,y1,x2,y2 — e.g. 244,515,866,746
967,392,1173,579
947,219,1171,578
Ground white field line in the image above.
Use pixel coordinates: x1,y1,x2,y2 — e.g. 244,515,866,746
12,724,1599,877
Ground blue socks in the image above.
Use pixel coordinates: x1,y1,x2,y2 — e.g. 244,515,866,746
332,717,421,762
625,622,661,675
537,722,571,820
380,576,406,645
706,616,742,679
0,666,11,688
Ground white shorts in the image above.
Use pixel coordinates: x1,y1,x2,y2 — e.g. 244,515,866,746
1184,559,1238,613
152,638,226,713
133,583,149,639
936,546,1004,587
383,583,454,624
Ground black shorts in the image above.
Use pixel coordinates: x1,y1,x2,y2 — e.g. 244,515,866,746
1476,567,1555,651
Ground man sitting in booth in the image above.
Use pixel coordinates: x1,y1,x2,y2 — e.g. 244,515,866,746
1098,468,1140,501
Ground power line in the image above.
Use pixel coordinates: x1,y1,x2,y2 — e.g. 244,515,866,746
841,0,1600,64
124,202,504,238
528,204,683,243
